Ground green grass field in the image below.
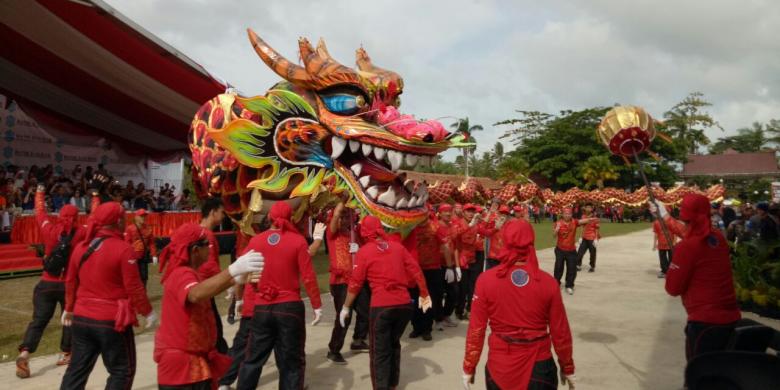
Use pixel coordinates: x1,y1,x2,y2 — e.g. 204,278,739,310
0,220,648,362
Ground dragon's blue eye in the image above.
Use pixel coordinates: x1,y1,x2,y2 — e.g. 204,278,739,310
321,94,366,116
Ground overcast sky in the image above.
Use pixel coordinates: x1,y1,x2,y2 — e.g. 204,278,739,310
105,0,780,160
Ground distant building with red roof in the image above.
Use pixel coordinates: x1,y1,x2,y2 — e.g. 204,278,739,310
680,149,780,179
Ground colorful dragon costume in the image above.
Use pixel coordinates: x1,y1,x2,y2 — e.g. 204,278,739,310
189,29,470,233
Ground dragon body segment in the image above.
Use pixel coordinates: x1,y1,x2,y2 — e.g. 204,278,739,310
189,30,470,232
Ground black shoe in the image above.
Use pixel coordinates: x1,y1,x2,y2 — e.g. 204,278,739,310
350,340,369,352
409,331,420,339
588,267,595,273
422,333,433,341
327,352,347,365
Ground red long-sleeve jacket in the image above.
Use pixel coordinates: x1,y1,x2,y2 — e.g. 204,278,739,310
36,192,85,282
244,229,322,310
348,239,429,307
65,229,152,321
197,228,221,279
464,265,574,389
478,218,505,260
124,223,156,261
665,224,740,324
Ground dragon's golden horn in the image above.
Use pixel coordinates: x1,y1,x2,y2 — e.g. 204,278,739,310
315,38,333,60
298,37,316,61
355,46,373,71
246,29,313,86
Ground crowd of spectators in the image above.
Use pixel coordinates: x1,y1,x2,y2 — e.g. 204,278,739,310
716,201,780,244
0,163,195,231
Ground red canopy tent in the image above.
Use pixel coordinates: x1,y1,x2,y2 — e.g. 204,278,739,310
0,0,226,158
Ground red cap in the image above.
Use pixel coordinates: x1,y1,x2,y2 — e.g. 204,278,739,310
134,209,148,217
498,205,510,214
438,204,453,212
512,205,523,212
463,203,477,211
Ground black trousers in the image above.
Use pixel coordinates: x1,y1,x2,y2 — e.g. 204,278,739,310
211,298,228,353
237,301,305,390
685,321,737,362
485,258,500,270
60,316,136,390
219,317,252,386
442,276,460,320
485,358,559,390
20,280,71,353
158,379,210,390
328,283,370,353
369,304,413,390
658,249,672,273
467,253,485,311
455,268,471,317
576,239,597,269
554,247,578,288
411,268,444,335
137,259,149,287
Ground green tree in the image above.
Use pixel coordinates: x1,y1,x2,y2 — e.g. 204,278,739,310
493,142,505,165
497,152,531,183
450,117,483,177
495,110,554,146
581,155,619,189
766,119,780,146
663,92,723,154
709,122,769,154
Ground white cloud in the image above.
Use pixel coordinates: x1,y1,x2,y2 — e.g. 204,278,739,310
106,0,780,158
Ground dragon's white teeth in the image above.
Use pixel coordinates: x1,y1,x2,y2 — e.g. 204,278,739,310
396,197,409,209
359,176,371,188
362,143,373,156
404,180,415,193
349,140,360,153
331,137,346,159
421,192,429,204
366,185,380,199
373,147,386,161
350,163,362,177
377,186,397,207
408,195,418,207
418,155,431,167
404,153,418,168
387,150,403,171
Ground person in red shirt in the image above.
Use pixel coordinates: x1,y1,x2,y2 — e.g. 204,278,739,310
456,203,480,319
155,223,264,390
236,201,323,390
480,205,510,270
325,202,370,364
199,197,229,353
437,203,461,329
59,202,155,390
340,215,432,390
652,212,685,278
553,208,597,295
124,208,157,288
462,219,576,390
652,195,741,364
16,185,86,378
576,204,601,273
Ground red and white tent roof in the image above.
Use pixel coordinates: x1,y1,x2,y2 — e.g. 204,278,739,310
0,0,226,158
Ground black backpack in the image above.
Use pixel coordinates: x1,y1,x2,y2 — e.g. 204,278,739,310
43,229,76,277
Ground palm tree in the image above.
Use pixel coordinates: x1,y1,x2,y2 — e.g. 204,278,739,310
493,141,505,165
581,155,619,189
497,154,531,183
450,117,483,177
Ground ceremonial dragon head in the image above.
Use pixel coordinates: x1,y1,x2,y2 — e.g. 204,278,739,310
189,29,470,232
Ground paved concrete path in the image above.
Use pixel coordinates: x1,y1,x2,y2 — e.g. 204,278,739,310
2,228,777,389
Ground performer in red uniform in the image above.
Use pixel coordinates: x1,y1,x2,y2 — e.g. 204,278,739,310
236,201,323,390
480,205,510,270
16,186,86,378
124,208,157,288
456,204,480,319
652,213,685,278
652,195,741,363
575,204,601,273
155,223,264,389
60,202,155,390
437,204,461,329
340,216,431,390
325,201,370,363
199,197,229,353
553,208,597,295
463,219,576,390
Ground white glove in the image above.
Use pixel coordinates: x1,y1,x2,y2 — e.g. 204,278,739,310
311,308,323,326
593,239,598,248
419,295,432,313
234,300,244,318
462,373,473,389
445,268,456,284
469,215,479,227
144,310,158,329
650,201,668,219
561,371,576,389
61,311,72,327
349,243,359,254
455,267,462,282
229,250,265,281
312,222,326,241
225,286,235,300
339,307,351,328
152,256,158,265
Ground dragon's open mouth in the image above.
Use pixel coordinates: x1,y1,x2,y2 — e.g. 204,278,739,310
328,135,431,211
